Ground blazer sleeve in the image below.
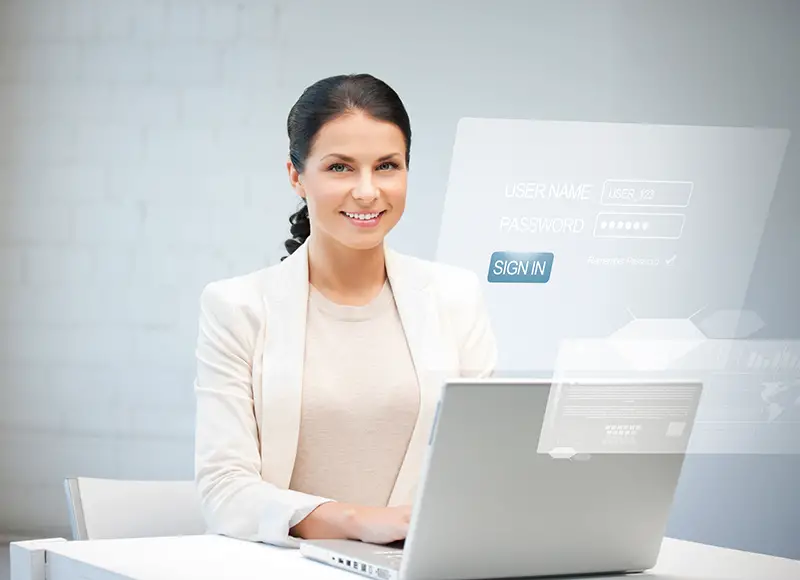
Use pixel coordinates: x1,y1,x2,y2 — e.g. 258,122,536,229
457,271,498,378
193,280,332,548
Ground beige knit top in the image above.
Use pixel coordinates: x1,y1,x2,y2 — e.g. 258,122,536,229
289,281,421,507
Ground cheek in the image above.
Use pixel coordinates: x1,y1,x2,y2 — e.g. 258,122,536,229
381,174,408,205
304,175,350,211
387,190,406,210
306,196,343,231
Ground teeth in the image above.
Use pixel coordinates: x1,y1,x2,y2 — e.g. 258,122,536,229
345,211,381,220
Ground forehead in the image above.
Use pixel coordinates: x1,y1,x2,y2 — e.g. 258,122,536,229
309,111,406,158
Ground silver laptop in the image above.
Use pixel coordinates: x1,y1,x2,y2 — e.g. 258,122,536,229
300,377,703,580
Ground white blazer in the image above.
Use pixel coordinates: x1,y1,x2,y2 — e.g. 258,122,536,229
193,241,497,547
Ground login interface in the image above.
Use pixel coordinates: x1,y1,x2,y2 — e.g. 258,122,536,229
435,117,793,454
436,117,789,373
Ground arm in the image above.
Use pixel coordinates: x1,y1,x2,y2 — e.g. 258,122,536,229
193,280,336,547
457,272,498,378
292,503,412,545
290,502,360,539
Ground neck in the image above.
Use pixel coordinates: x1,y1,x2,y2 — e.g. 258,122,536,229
307,234,387,305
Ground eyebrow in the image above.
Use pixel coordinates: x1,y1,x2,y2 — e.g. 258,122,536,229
322,152,403,163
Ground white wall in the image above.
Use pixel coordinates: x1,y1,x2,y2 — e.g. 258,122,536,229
0,0,798,559
0,0,301,535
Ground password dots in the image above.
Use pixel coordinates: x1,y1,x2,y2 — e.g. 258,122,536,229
594,213,684,240
599,220,650,230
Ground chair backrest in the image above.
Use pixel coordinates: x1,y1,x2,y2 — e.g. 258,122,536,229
64,477,207,540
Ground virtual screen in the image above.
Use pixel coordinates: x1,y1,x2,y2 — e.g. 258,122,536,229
538,339,800,455
436,117,795,454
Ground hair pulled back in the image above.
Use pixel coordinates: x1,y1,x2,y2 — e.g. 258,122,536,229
282,74,412,259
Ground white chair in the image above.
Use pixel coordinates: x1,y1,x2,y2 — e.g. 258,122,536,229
63,477,208,540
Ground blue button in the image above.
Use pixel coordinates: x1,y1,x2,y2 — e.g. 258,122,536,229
487,252,554,283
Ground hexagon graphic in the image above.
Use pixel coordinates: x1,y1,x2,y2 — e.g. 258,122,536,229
607,318,708,370
696,309,765,339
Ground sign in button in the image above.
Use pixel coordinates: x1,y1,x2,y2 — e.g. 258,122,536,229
487,251,554,283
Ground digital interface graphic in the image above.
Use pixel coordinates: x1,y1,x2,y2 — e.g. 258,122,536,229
540,338,800,455
436,117,794,454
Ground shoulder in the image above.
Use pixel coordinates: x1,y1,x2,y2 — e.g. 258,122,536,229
198,260,288,337
388,250,484,306
196,261,293,354
422,256,480,291
390,250,496,374
200,267,269,313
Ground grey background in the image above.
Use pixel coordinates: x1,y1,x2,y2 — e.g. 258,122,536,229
0,0,798,564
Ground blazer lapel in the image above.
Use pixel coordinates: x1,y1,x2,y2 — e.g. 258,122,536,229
385,247,456,506
258,244,310,489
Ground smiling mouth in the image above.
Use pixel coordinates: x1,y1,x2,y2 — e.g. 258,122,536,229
341,210,386,221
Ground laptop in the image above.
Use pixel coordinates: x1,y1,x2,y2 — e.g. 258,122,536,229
300,377,703,580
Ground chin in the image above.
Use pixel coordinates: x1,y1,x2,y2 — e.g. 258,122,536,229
339,233,387,251
322,212,401,251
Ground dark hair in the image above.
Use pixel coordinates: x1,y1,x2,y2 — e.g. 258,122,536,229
282,74,412,259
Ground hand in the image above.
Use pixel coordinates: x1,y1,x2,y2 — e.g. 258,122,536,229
351,505,412,545
289,502,411,544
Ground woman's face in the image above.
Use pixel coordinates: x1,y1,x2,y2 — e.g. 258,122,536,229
288,110,408,251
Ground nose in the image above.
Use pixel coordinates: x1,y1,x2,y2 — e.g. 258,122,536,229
351,172,379,203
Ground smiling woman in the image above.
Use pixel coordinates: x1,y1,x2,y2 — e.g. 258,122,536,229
192,73,498,549
283,74,411,261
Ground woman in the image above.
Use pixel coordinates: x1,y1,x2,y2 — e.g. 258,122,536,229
193,73,497,549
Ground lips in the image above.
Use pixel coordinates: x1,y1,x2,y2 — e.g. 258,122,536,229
342,210,384,221
341,210,386,228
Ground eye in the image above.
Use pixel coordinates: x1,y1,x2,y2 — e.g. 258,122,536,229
377,161,399,171
328,163,349,172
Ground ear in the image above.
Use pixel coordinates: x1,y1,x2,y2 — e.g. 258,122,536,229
287,157,305,199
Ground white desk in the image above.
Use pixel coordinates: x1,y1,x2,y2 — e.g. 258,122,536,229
10,535,800,580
